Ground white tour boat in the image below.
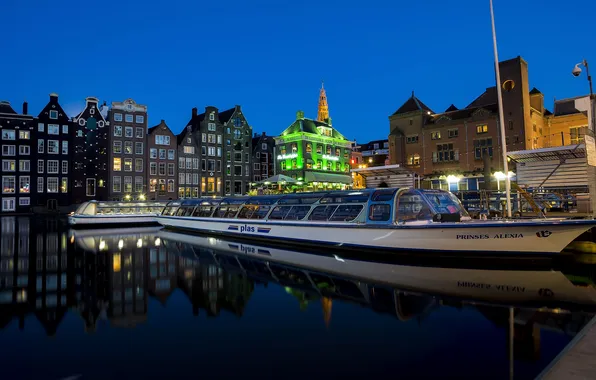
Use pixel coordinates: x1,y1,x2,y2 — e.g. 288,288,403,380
68,200,168,227
155,188,596,255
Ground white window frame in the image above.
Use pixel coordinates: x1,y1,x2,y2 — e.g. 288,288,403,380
2,176,16,194
62,125,68,134
85,178,96,196
37,177,44,193
37,160,44,174
2,145,16,156
135,115,144,124
114,113,123,122
47,160,59,174
2,198,15,211
19,146,30,155
62,160,68,174
48,124,59,135
49,110,58,119
125,114,133,123
19,160,30,172
113,176,121,192
47,140,59,154
19,197,30,206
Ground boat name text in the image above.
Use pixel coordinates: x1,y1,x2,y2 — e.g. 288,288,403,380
457,282,526,293
456,233,524,240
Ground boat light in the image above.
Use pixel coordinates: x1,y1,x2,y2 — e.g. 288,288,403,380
154,238,161,247
139,194,146,201
118,239,124,249
99,240,107,251
137,238,143,248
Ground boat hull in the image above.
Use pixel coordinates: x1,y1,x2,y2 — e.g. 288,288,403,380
68,215,160,228
156,215,596,255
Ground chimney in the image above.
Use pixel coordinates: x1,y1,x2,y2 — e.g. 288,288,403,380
235,105,241,111
22,101,28,115
192,107,197,117
103,101,107,106
161,119,165,124
296,110,304,119
49,92,58,100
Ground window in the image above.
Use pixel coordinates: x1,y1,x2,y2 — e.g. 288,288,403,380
135,158,143,172
159,149,166,159
86,178,96,196
234,165,242,176
433,143,458,162
47,177,59,193
570,126,585,145
209,113,215,121
113,158,122,171
183,146,194,154
62,141,68,155
154,135,170,145
135,176,143,192
61,178,68,193
49,110,58,119
167,179,174,192
192,158,199,169
208,123,216,131
2,198,15,211
47,161,59,174
168,149,175,160
217,135,222,144
234,129,241,140
208,134,216,143
124,176,132,192
2,160,15,172
19,160,30,172
208,147,215,156
125,114,133,123
178,158,184,169
135,115,144,124
113,176,121,192
2,130,15,140
474,138,493,160
114,126,122,136
135,142,143,155
62,161,68,174
254,163,260,170
135,127,144,138
407,154,421,166
19,176,30,193
476,124,488,134
208,160,215,171
150,163,157,175
168,163,174,176
47,140,59,154
125,127,133,138
38,123,44,132
37,178,44,193
124,158,133,171
124,141,132,154
48,124,59,135
179,173,185,185
19,131,30,139
430,131,441,140
262,143,267,150
37,140,44,153
114,141,123,154
150,148,157,158
2,176,15,193
448,129,459,138
62,125,68,134
508,120,513,130
114,113,123,122
37,160,44,173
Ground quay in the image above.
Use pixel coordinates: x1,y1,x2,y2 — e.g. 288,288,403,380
537,316,596,379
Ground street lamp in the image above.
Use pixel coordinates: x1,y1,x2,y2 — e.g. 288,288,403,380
489,0,512,218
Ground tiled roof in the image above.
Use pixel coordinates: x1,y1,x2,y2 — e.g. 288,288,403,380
429,103,499,124
392,93,434,115
466,87,497,109
444,104,459,112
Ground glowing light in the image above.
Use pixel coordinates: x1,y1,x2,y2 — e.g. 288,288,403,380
446,175,460,184
136,238,143,248
113,253,121,273
322,154,339,161
139,194,146,201
99,240,107,251
277,153,298,160
154,238,161,247
118,239,124,249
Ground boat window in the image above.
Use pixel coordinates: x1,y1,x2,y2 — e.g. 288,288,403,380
369,204,391,221
278,194,325,205
162,207,172,215
237,205,257,219
371,189,397,202
268,206,292,220
308,205,338,221
192,205,214,217
320,194,369,204
397,191,432,221
284,206,311,220
215,205,241,218
252,205,271,219
422,191,470,217
328,204,363,222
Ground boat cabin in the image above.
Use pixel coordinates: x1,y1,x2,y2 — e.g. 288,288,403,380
73,200,169,216
160,188,469,224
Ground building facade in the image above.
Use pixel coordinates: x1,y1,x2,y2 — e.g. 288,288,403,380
0,101,34,212
543,95,590,148
177,108,202,198
72,97,110,203
388,56,545,191
220,105,252,195
354,139,389,167
107,99,148,201
35,93,74,211
147,120,177,200
251,132,275,182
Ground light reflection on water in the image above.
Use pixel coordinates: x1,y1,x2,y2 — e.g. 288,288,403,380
0,216,595,380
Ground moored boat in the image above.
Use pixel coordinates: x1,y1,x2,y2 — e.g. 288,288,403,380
68,200,168,227
155,188,596,255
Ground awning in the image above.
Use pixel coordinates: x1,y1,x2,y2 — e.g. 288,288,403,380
304,171,352,184
351,164,416,177
508,144,585,163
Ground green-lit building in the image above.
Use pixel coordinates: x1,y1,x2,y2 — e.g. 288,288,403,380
274,110,353,190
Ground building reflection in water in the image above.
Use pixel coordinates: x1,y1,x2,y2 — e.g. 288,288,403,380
1,219,595,368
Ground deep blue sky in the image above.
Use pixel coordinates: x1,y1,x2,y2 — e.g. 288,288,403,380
1,0,595,143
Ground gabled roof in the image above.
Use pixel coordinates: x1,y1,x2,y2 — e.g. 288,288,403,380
0,101,17,115
148,119,172,135
392,93,434,115
429,103,499,124
529,87,542,95
466,86,497,109
279,118,347,140
444,104,459,112
218,108,235,123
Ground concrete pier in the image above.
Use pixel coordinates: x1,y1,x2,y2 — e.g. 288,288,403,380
537,316,596,379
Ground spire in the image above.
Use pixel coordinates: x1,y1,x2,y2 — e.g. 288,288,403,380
317,81,330,123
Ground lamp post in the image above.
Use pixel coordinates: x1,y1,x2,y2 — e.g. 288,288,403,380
572,60,596,216
489,0,512,218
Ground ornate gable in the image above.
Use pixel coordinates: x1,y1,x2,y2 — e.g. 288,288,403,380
434,115,451,123
472,107,491,118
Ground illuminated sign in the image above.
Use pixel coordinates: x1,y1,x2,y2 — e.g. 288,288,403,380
322,154,339,161
277,153,298,160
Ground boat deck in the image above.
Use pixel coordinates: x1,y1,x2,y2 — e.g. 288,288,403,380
537,316,596,379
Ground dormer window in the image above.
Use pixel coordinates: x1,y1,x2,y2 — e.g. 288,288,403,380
317,126,332,137
209,113,215,121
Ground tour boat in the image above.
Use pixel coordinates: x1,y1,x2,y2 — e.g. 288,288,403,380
68,200,168,227
155,188,596,255
157,230,596,308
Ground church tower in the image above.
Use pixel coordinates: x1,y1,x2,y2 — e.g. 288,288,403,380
317,81,330,124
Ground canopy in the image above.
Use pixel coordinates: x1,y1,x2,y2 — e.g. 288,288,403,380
255,174,297,184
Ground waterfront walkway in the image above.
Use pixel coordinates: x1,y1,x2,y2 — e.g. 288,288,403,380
537,315,596,379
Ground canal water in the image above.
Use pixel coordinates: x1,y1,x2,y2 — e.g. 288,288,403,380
1,217,595,380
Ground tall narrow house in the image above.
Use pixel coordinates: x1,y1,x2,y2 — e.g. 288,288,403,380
35,93,74,211
177,108,202,198
221,105,252,195
72,97,109,203
108,99,148,200
147,120,177,200
0,100,34,212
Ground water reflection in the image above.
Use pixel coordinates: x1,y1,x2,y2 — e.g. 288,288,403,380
2,217,596,379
